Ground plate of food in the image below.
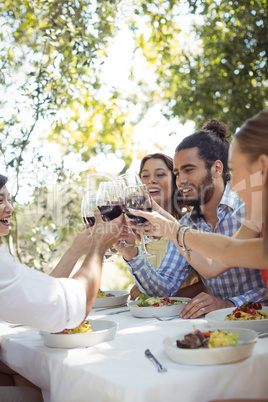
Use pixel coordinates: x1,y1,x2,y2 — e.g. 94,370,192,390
93,289,130,308
206,301,268,331
40,319,118,349
128,294,190,318
163,327,258,365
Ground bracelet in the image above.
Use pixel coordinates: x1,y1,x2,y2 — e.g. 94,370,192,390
181,226,191,260
176,225,188,247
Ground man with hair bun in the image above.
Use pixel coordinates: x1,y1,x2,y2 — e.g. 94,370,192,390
124,119,267,318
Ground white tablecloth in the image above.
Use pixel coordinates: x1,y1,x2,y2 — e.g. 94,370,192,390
1,309,268,402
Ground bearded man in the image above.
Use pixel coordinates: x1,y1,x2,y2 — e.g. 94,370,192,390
120,120,267,318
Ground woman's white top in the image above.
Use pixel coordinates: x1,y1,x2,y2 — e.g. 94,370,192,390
0,247,86,333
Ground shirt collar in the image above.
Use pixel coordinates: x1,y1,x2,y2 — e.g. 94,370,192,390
189,183,243,222
218,182,242,211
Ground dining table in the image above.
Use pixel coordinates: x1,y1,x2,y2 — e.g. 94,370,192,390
0,304,268,402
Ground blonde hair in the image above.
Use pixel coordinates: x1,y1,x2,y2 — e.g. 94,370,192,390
235,110,268,260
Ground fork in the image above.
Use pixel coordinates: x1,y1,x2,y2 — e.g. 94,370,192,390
145,349,167,373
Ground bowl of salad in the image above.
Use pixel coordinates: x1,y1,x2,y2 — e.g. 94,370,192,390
128,294,190,318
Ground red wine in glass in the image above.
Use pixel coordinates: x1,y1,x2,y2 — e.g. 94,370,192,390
125,207,152,225
98,204,123,222
123,194,152,225
122,184,155,259
82,216,96,227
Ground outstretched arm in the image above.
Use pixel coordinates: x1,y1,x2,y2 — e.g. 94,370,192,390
50,226,92,278
73,208,123,316
127,208,268,278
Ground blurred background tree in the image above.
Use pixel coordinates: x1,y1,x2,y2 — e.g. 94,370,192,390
132,0,267,133
0,0,267,281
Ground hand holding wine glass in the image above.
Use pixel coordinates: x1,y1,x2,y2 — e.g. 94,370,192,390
89,206,124,256
81,189,117,258
122,184,155,259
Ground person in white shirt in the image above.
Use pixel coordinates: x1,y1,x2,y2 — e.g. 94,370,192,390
0,174,123,401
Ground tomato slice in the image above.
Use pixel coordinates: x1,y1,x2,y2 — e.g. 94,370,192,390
244,306,256,315
233,307,241,313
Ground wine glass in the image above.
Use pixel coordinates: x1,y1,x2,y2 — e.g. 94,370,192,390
98,180,137,249
81,190,114,258
117,172,142,187
81,190,98,227
97,182,125,257
117,173,149,248
122,184,155,259
97,181,123,222
118,173,157,247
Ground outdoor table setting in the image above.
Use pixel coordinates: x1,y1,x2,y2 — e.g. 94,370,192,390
0,292,268,402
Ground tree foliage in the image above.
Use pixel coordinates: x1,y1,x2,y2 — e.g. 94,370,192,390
0,0,135,267
133,0,268,132
1,0,267,273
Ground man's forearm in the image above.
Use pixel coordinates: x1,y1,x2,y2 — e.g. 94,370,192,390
50,248,79,278
73,243,105,316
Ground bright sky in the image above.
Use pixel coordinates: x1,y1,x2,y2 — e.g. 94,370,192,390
76,5,199,176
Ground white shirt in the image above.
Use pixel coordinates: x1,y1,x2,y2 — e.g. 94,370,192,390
0,247,86,332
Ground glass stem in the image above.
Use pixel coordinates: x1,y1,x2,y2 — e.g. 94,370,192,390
140,234,147,254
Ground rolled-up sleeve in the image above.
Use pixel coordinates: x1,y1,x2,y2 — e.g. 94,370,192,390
0,248,86,333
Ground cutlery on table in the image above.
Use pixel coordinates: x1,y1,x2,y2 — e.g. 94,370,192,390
106,308,130,315
152,315,179,322
8,323,24,328
94,304,127,312
258,332,268,339
144,349,167,373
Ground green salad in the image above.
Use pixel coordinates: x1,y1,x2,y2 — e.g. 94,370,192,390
134,293,188,307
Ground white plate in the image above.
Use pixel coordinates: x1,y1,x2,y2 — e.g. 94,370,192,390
40,319,118,349
163,327,258,365
206,307,268,331
128,297,189,318
93,290,129,308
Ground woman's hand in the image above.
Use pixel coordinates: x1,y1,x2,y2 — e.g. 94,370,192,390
127,208,174,238
69,225,93,259
90,208,124,254
114,217,136,247
113,217,139,261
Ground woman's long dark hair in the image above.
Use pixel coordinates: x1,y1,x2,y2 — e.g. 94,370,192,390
139,153,183,219
0,174,8,189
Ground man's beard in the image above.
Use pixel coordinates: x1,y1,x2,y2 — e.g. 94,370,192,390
176,170,215,208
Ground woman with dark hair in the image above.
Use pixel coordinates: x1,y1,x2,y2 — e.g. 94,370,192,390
138,153,182,219
118,153,201,300
127,110,268,286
